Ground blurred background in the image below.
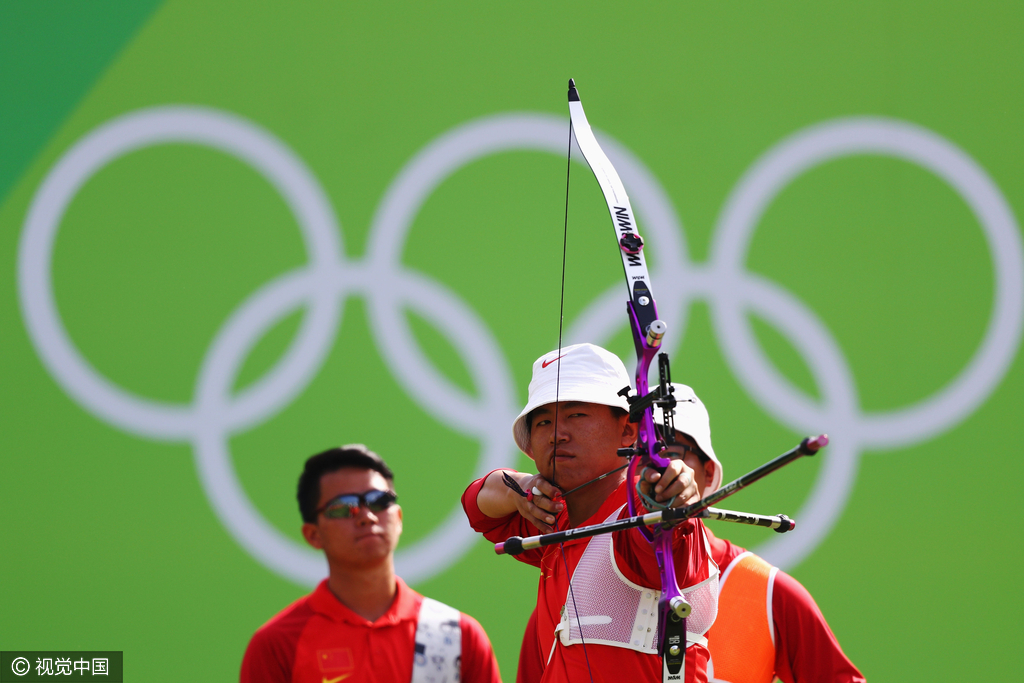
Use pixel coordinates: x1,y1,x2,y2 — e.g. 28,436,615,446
2,2,1022,680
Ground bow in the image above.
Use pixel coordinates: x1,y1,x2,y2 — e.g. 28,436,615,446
495,79,828,683
565,78,691,682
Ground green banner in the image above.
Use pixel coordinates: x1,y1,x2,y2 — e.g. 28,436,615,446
2,2,1022,681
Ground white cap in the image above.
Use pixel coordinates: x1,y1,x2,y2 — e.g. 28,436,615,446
653,383,723,494
512,343,631,456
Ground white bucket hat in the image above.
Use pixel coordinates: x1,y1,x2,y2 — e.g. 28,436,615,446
653,383,723,494
512,343,631,456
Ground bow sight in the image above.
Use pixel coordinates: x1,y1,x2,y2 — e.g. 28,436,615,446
617,353,679,457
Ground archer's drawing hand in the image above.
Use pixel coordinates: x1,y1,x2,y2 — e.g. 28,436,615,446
511,473,564,534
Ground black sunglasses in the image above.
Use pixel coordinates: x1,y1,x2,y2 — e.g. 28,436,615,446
317,489,398,519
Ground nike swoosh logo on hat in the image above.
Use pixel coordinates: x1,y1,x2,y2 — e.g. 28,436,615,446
323,675,351,683
542,355,565,369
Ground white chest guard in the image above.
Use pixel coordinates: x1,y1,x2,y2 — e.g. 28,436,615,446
412,597,462,683
554,506,719,659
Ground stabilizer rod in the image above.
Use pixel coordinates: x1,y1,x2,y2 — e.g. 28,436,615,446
495,435,826,556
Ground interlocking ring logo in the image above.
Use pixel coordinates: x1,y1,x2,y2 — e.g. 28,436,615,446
18,106,1023,586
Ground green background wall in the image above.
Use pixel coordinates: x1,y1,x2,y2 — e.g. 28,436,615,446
3,2,1022,680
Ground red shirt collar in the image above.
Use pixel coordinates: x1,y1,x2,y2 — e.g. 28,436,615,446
308,576,420,626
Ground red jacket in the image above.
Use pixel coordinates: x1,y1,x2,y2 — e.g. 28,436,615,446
515,529,864,683
241,577,501,683
463,472,714,683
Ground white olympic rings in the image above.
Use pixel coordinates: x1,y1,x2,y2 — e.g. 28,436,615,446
18,106,1023,583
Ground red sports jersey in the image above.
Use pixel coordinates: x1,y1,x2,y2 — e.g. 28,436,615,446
240,577,501,683
463,473,714,683
515,529,863,683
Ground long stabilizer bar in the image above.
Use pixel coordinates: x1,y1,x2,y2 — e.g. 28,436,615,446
495,435,826,556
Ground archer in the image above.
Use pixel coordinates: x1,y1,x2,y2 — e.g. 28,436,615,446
516,384,865,683
461,343,719,683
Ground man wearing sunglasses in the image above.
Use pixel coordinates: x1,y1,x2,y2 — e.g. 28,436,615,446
241,445,501,683
461,344,718,683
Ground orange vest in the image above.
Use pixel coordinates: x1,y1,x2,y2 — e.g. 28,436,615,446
706,552,777,683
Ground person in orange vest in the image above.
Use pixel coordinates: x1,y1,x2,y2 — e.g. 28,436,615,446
241,445,502,683
515,384,864,683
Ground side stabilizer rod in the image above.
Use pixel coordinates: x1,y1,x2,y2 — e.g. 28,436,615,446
700,507,795,533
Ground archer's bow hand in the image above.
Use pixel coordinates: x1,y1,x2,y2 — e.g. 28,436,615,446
639,458,700,509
